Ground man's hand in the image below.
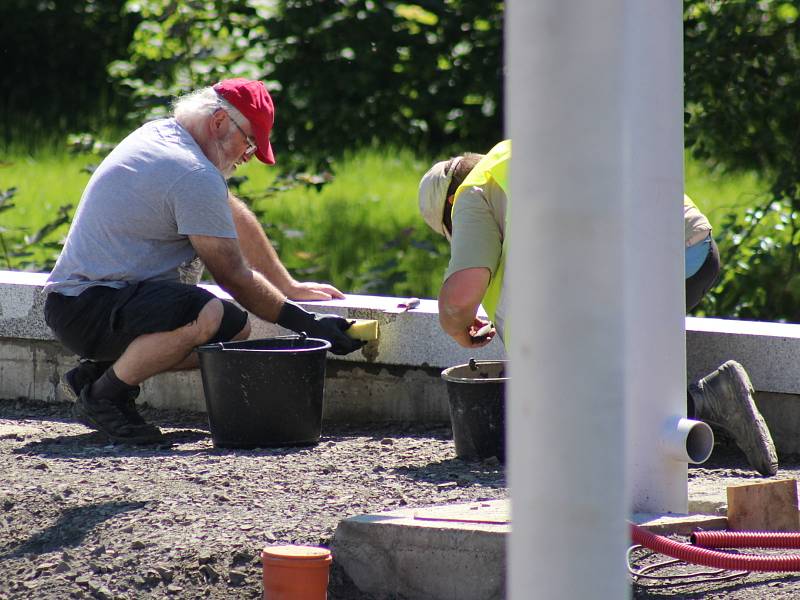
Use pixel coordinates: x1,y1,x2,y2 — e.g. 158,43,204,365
276,301,365,355
450,317,496,348
285,281,345,301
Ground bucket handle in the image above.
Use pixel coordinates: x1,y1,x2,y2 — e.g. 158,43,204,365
469,358,504,373
212,333,308,351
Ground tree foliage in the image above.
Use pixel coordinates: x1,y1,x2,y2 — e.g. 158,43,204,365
0,0,139,144
10,1,800,317
685,1,800,321
107,0,504,165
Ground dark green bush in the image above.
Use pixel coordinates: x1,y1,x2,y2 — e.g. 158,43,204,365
0,0,139,147
106,0,504,166
685,0,800,320
9,1,800,317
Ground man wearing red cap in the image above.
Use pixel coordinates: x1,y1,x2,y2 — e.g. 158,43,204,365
42,78,363,444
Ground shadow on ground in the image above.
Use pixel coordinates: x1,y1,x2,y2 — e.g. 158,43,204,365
11,430,346,460
391,456,506,489
0,501,147,559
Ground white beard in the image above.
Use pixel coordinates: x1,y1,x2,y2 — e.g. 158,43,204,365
214,133,239,178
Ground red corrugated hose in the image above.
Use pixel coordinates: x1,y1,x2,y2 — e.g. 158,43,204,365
630,523,800,572
692,530,800,550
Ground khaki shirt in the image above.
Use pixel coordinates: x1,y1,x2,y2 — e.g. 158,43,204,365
445,179,508,282
684,194,712,247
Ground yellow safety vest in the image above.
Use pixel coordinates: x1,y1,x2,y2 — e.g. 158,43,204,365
452,139,511,345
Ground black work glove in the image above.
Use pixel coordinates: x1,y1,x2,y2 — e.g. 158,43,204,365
276,300,366,356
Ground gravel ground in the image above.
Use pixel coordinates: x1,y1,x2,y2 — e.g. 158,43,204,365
0,398,506,599
633,441,800,600
6,398,800,600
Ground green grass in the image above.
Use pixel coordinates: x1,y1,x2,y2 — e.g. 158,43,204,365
234,148,450,297
0,144,451,297
684,154,771,225
0,143,774,297
1,152,93,232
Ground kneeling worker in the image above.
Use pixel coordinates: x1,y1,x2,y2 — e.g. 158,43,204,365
418,142,777,476
418,140,510,349
44,78,364,445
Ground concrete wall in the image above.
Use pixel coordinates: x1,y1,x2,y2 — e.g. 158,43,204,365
0,271,504,424
5,272,800,452
685,316,800,454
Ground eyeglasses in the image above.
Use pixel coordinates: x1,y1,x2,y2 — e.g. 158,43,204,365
226,111,258,158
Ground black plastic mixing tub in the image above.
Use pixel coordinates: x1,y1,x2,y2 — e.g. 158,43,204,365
441,359,507,462
197,336,331,448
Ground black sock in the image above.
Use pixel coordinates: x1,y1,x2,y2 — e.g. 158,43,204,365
89,368,137,401
77,360,112,383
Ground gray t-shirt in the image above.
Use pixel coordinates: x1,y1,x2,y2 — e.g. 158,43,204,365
45,118,236,296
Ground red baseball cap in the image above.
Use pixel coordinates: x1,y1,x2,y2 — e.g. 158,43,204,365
213,78,275,164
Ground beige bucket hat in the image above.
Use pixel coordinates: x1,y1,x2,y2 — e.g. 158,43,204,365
418,157,462,240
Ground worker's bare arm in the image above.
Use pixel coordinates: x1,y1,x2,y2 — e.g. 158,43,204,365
189,233,284,322
438,267,494,348
228,194,344,300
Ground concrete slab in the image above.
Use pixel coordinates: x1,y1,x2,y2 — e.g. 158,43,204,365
333,500,507,600
8,270,800,453
333,485,737,600
413,500,509,524
0,337,451,422
631,513,727,535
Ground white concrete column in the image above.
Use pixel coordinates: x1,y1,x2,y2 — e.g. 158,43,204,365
507,0,686,598
621,2,686,515
506,2,628,599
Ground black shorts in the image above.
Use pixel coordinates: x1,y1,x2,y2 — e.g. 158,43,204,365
685,238,721,312
44,281,249,362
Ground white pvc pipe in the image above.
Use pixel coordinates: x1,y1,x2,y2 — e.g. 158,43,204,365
506,2,628,600
662,417,714,465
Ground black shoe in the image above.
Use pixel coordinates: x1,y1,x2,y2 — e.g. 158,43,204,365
73,387,165,445
112,388,163,439
690,360,778,476
58,361,111,403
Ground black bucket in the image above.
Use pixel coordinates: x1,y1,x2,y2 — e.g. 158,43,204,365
441,359,507,463
196,336,331,448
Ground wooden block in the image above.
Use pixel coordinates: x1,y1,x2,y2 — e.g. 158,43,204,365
727,479,800,531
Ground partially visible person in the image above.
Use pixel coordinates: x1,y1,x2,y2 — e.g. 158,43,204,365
684,194,720,311
418,139,509,349
419,148,777,476
682,195,777,476
44,78,363,445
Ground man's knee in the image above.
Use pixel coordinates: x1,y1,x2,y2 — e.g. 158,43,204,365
195,298,225,343
233,319,251,341
202,299,249,344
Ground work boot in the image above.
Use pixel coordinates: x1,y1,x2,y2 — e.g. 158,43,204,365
58,360,110,403
114,387,164,440
689,360,778,476
72,387,165,445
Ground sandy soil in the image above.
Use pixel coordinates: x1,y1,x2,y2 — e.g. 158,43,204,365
5,397,800,599
0,398,506,599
